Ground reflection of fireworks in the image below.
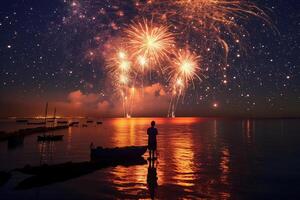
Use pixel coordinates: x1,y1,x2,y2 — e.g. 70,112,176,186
125,19,175,68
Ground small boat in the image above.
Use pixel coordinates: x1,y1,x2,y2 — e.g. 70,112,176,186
91,146,147,161
57,121,68,124
27,122,46,125
37,135,64,142
96,121,103,125
86,120,93,123
16,119,28,123
69,122,79,127
15,158,146,189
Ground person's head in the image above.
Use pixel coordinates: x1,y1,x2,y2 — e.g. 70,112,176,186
151,121,155,127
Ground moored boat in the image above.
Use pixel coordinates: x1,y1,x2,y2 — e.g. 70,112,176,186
90,145,147,161
27,122,46,125
57,121,68,124
37,135,64,142
16,119,28,123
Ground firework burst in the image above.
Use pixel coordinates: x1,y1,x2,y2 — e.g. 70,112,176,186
171,49,201,85
136,0,271,67
125,19,175,69
168,49,202,117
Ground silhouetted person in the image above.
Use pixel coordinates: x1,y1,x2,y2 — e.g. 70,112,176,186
147,121,158,159
147,158,158,199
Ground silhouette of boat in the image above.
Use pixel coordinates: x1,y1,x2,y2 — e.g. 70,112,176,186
96,121,103,125
15,158,146,189
27,122,46,125
57,121,68,124
37,135,64,142
91,146,147,161
16,119,28,123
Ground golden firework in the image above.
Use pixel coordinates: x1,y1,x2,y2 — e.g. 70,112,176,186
125,19,175,68
171,49,201,84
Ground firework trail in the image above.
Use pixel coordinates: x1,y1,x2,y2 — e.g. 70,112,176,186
106,48,134,118
168,49,201,117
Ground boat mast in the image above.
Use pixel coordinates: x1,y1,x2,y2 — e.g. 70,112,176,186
44,102,48,128
53,107,56,128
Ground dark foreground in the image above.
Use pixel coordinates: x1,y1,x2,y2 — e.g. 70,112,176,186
0,118,300,199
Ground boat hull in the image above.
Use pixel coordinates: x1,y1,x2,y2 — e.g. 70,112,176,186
91,146,147,161
37,135,64,142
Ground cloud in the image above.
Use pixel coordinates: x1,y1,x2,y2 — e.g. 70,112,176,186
53,90,112,117
131,83,170,116
50,83,171,117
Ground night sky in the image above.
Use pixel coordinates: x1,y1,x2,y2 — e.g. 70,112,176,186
0,0,299,118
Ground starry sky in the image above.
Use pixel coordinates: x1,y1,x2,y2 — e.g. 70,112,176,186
0,0,299,118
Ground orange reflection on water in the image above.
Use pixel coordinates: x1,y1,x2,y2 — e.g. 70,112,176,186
243,119,255,144
110,118,140,146
108,117,204,196
220,147,230,184
172,134,196,188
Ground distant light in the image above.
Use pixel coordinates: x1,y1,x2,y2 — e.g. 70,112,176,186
7,45,11,49
286,76,290,79
213,103,218,108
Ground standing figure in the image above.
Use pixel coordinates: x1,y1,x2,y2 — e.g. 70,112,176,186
147,121,158,159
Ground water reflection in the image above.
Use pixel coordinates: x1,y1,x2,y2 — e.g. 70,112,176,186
1,118,298,199
172,132,195,188
147,159,158,199
242,119,255,144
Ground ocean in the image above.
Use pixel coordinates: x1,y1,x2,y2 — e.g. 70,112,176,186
0,117,300,199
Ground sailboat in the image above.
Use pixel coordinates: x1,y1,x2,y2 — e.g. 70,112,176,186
37,104,64,142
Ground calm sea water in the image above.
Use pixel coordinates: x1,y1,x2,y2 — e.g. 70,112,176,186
0,118,300,199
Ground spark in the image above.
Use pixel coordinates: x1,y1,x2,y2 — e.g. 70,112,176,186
171,49,201,84
125,19,175,68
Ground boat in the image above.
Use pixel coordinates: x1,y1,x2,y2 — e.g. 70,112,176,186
37,135,64,142
16,119,28,123
90,145,148,161
57,120,68,124
27,122,46,125
15,158,146,189
86,120,93,123
96,121,103,125
69,121,79,127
